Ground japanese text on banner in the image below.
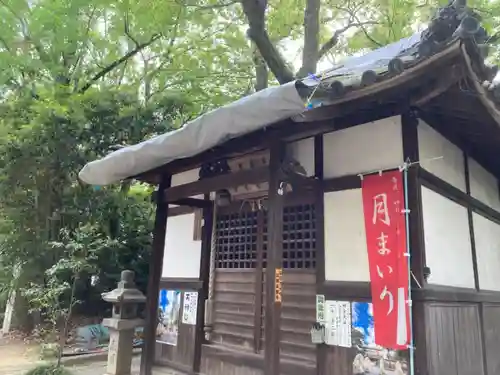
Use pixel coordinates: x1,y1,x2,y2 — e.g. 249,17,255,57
361,170,410,349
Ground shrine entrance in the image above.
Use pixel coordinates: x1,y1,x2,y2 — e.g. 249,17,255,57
200,192,319,374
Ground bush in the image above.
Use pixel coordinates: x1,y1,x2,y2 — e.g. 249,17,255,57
24,364,73,375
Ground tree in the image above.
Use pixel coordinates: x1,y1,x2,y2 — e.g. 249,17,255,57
192,0,500,88
0,0,254,106
0,0,258,332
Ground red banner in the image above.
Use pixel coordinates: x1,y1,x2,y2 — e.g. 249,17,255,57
361,170,410,349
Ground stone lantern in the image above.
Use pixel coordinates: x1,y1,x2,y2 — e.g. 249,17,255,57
102,270,146,375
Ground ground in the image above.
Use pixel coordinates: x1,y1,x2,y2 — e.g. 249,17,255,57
0,338,183,375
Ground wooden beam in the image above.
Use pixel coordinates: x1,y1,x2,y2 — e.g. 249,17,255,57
323,174,361,192
319,281,371,300
412,63,463,106
264,142,285,375
465,152,490,375
168,205,195,217
464,152,480,291
253,210,265,353
319,281,500,303
419,167,500,225
163,166,269,203
314,134,327,375
411,285,500,303
140,175,171,375
418,109,500,178
159,278,202,291
153,191,210,208
193,196,213,373
401,112,426,286
401,112,428,375
171,197,211,208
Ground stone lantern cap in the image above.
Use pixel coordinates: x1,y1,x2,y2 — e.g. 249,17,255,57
102,270,146,304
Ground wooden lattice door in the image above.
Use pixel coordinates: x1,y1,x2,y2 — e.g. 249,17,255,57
211,195,318,366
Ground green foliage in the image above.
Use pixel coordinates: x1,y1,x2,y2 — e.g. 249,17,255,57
0,87,174,325
0,0,498,336
39,343,61,360
24,364,73,375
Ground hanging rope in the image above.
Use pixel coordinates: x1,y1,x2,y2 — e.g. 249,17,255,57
204,200,218,341
208,201,218,301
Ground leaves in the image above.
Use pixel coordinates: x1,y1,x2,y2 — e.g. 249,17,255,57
0,0,499,332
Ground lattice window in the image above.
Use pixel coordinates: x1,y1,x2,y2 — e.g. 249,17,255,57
262,203,316,269
215,211,258,269
283,203,316,269
215,201,316,269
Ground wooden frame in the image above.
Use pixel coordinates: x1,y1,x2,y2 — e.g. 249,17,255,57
263,142,285,375
141,175,172,375
401,112,428,375
142,68,500,375
193,197,214,373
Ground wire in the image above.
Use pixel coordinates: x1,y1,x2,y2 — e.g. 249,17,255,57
403,165,415,375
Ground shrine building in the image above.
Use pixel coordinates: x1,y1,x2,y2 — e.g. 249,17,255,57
80,1,500,374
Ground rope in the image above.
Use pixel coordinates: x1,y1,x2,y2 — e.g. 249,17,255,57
208,201,217,301
204,200,218,341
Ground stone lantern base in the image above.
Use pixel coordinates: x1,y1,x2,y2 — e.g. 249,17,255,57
102,318,144,375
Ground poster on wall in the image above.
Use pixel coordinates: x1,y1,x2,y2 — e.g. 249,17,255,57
182,291,198,325
324,300,351,348
352,301,408,375
157,289,181,346
361,170,410,349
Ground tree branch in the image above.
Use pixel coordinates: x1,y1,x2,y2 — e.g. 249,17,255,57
179,0,240,10
79,34,162,93
338,5,383,48
299,0,321,77
241,0,295,84
317,21,379,61
253,45,268,91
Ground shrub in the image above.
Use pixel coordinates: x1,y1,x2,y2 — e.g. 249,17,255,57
24,364,73,375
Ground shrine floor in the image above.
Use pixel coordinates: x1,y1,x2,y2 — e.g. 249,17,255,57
6,358,185,375
66,357,186,375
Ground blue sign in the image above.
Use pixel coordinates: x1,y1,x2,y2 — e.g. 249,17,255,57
352,302,375,346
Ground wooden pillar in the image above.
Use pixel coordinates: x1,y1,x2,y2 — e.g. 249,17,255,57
193,196,213,373
314,134,326,375
464,152,489,374
401,112,428,375
264,142,285,375
140,175,172,375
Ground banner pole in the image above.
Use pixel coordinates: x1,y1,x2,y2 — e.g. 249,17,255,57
403,165,415,375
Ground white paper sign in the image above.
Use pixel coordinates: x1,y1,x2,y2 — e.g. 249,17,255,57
182,292,198,325
325,300,352,348
316,294,326,323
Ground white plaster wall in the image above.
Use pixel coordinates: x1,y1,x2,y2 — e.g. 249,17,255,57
417,120,466,191
170,168,204,203
468,157,500,212
323,116,403,179
421,186,475,288
171,168,200,186
162,213,202,279
472,213,500,291
324,189,370,281
287,137,315,176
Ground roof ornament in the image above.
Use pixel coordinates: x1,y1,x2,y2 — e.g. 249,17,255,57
452,15,480,38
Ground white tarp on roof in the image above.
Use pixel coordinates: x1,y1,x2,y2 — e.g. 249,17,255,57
79,81,306,185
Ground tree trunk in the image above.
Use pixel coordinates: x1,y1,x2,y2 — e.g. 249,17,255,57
241,0,295,84
253,46,268,91
297,0,321,78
